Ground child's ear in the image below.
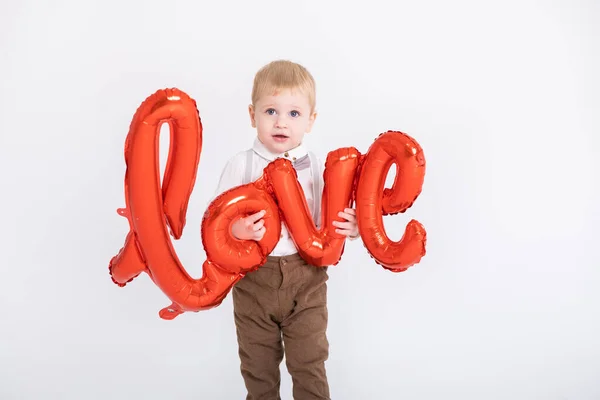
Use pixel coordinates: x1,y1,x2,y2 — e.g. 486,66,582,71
306,111,317,133
248,104,256,128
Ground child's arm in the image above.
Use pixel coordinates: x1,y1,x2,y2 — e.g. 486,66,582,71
211,153,266,241
213,155,244,200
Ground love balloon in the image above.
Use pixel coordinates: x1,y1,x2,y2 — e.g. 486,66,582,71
109,88,427,320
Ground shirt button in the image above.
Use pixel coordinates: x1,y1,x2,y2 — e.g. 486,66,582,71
284,152,289,157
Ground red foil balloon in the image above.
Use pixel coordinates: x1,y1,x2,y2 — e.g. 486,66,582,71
202,176,281,272
109,88,428,320
266,148,361,266
355,130,427,271
109,88,280,320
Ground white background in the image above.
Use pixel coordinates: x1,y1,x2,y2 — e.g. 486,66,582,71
1,1,599,399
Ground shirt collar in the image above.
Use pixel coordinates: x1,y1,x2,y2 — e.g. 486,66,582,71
252,137,308,162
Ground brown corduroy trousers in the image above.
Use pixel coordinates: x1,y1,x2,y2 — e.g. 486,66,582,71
232,252,330,400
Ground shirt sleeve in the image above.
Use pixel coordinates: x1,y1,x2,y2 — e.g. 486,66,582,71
316,154,325,194
212,153,245,200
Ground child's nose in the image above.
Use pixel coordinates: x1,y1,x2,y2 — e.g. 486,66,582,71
275,116,287,128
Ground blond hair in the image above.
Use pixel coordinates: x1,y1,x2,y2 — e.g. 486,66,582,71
251,60,316,112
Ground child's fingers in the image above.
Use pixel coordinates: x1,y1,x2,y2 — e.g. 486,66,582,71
254,226,266,240
335,228,352,236
246,210,266,224
337,211,356,222
332,220,353,230
344,208,356,215
252,219,265,231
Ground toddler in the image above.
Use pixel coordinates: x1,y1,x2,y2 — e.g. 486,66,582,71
213,60,359,400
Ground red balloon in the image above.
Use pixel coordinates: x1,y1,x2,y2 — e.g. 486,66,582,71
355,131,427,271
201,175,281,273
266,147,361,266
109,88,428,320
109,88,245,320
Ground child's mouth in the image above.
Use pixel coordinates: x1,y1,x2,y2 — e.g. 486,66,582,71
273,134,288,142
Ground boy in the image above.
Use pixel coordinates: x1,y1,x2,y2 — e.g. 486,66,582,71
213,60,359,400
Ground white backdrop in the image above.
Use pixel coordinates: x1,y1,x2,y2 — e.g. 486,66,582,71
1,1,599,399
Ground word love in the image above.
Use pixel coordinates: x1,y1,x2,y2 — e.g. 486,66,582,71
108,88,427,320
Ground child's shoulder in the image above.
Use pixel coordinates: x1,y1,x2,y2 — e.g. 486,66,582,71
223,148,252,165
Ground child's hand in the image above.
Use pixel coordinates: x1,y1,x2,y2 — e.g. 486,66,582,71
333,208,360,240
231,210,266,241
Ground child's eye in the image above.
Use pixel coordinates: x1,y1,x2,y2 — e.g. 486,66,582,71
290,110,300,117
266,108,276,115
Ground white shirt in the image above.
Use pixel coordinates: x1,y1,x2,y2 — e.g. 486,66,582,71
213,137,324,256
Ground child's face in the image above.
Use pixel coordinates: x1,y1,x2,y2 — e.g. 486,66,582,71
249,88,316,154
